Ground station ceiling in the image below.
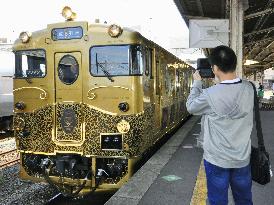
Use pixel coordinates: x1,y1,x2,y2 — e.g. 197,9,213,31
174,0,274,75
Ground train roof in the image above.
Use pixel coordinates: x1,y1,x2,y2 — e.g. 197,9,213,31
13,21,192,69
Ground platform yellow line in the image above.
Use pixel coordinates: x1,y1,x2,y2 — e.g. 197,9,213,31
190,160,207,205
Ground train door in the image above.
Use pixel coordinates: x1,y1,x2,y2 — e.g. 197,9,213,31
54,52,84,145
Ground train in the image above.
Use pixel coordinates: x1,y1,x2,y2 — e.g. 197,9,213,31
12,7,194,196
0,45,14,134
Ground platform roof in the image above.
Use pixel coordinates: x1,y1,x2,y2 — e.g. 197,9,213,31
174,0,274,75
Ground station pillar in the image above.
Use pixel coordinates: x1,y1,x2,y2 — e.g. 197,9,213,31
230,0,248,78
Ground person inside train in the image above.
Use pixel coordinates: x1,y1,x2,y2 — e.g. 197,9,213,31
258,82,264,99
258,82,264,91
186,45,254,205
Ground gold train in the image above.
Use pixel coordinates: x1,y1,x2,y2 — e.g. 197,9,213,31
13,7,194,196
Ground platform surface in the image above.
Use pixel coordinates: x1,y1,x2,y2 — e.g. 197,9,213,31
106,111,274,205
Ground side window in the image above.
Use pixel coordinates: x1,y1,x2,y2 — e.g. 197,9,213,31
183,71,188,95
185,71,189,94
165,66,171,95
131,45,143,75
176,70,180,94
156,59,160,95
145,48,153,79
15,50,46,78
188,71,193,92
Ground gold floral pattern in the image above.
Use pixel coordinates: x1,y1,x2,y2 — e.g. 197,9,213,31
14,105,55,153
15,104,155,157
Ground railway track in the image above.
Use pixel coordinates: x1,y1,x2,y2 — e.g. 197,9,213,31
0,148,20,168
45,193,64,205
45,191,115,205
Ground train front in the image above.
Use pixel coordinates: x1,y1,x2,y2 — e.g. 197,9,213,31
13,7,151,196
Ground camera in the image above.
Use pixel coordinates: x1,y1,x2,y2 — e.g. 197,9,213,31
197,58,215,78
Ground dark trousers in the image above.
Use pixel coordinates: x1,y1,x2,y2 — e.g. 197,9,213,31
204,159,253,205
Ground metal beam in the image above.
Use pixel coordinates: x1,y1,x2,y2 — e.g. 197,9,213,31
244,37,273,46
245,8,274,20
184,15,211,19
245,64,266,68
244,38,273,60
262,52,274,61
255,48,273,58
263,62,274,69
244,26,274,37
248,46,272,61
246,0,273,44
266,41,274,48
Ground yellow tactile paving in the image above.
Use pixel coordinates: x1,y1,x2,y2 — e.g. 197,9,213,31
190,160,207,205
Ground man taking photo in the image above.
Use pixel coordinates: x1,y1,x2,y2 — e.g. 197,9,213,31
186,45,254,205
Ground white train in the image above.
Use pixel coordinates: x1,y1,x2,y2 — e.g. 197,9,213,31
0,45,14,133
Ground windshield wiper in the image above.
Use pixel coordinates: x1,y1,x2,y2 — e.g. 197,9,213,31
96,53,114,82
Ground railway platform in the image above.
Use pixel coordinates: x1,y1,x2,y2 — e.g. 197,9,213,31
106,111,274,205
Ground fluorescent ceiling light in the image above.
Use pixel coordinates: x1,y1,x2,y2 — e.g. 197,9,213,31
244,59,259,66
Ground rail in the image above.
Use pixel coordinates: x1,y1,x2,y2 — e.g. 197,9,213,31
0,148,20,168
45,193,64,205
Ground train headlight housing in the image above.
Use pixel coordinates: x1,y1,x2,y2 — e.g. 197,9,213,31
15,102,26,111
62,6,77,21
14,117,26,131
118,102,129,112
19,32,31,43
117,120,130,133
108,24,123,38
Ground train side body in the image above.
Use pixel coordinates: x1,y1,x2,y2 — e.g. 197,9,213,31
0,48,14,132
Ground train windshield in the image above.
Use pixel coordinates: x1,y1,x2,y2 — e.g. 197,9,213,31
14,50,46,78
90,45,143,76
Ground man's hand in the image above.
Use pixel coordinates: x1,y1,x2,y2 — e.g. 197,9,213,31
193,70,202,81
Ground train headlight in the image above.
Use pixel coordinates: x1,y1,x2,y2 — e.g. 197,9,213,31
15,102,26,111
101,134,123,150
117,120,130,133
62,6,77,21
118,102,129,112
19,32,31,43
108,24,123,38
103,136,110,143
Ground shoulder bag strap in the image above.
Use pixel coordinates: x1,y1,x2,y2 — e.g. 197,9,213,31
249,82,266,151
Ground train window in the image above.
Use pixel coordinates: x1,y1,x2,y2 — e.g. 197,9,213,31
58,55,79,85
155,60,160,95
130,45,143,75
176,70,180,93
15,50,46,78
145,48,153,78
90,45,143,76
